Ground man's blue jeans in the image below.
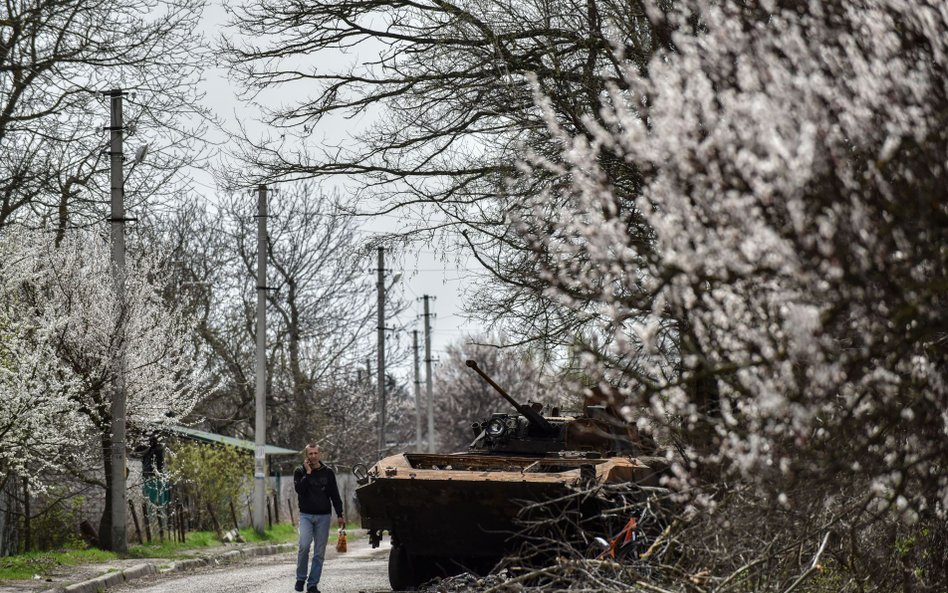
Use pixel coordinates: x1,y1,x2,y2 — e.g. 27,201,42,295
297,512,331,587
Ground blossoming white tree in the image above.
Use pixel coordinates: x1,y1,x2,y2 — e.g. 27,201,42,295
518,0,947,588
0,312,80,484
0,227,205,549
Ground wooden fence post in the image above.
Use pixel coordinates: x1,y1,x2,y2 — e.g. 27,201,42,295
128,500,143,544
141,502,152,543
177,500,186,543
157,506,165,543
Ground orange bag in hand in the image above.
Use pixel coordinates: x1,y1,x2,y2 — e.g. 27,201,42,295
336,528,348,553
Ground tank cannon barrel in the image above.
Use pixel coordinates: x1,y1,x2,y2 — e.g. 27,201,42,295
465,359,556,435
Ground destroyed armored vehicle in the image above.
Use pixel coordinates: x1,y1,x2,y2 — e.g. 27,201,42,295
355,360,665,590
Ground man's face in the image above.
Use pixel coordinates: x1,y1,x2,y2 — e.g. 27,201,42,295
306,446,320,465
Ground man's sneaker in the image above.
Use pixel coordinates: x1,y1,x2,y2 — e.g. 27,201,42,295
294,580,305,592
306,587,320,593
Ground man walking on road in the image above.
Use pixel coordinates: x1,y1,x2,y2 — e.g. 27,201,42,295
294,444,345,593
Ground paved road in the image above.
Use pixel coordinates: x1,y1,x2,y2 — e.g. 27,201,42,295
110,539,391,593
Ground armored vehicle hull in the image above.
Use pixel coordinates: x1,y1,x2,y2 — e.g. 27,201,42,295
358,451,660,589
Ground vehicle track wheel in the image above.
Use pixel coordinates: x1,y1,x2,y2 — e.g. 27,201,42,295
388,543,416,591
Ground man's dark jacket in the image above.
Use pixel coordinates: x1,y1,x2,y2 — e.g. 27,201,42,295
294,463,344,516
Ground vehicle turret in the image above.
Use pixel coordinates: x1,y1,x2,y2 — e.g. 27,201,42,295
465,359,635,456
465,359,556,431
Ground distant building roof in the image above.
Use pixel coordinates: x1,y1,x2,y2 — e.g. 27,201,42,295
166,425,298,456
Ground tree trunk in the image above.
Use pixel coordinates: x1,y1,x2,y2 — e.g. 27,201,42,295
676,312,722,456
0,474,21,557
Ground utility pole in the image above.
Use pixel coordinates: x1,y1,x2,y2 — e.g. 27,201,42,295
413,329,422,451
423,295,435,453
253,184,268,535
376,247,386,458
106,88,128,553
